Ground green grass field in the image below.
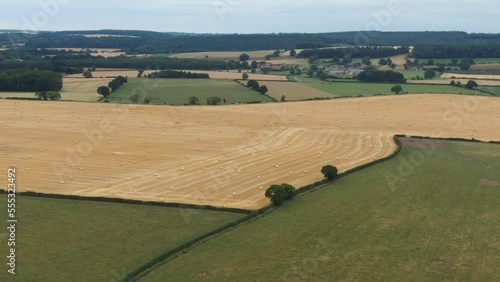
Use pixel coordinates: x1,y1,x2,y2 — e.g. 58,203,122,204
103,78,274,105
304,80,481,97
398,70,427,79
0,196,243,281
478,86,500,96
142,139,500,281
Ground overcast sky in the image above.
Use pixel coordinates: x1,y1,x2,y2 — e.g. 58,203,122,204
0,0,498,34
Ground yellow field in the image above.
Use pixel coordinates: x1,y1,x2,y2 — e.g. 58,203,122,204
441,73,500,80
243,81,334,100
1,94,499,209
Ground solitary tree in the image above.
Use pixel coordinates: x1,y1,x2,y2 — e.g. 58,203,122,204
265,184,296,206
424,70,437,79
137,69,144,78
83,70,93,78
242,72,249,80
239,53,250,62
35,91,61,101
247,79,260,90
144,97,152,104
281,95,286,102
97,86,111,97
450,80,456,86
290,49,297,56
188,96,199,105
321,165,338,181
465,80,478,89
130,94,140,103
391,85,403,94
206,96,222,105
258,85,269,95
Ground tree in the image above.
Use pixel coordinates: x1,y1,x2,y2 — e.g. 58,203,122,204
247,80,260,90
424,70,437,79
391,85,403,94
281,95,286,102
362,56,372,65
290,49,297,56
262,68,270,74
188,96,199,105
273,50,281,57
242,72,249,80
307,69,315,78
342,55,353,65
465,80,478,89
251,61,258,68
318,71,328,81
130,94,140,103
144,97,152,104
378,58,388,66
296,69,302,75
137,69,144,78
83,70,92,78
258,85,268,95
35,91,61,101
321,165,338,181
97,86,111,97
207,96,222,105
460,58,471,70
251,67,256,74
450,80,456,86
290,68,296,75
437,64,445,72
265,184,296,206
239,53,250,62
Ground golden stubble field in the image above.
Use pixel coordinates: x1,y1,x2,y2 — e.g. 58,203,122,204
1,94,499,209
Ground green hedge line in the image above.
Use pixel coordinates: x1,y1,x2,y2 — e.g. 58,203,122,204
123,205,275,281
13,191,252,215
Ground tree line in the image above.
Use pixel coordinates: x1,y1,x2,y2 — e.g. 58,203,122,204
9,30,500,54
297,46,409,59
147,70,209,79
413,44,500,59
0,55,243,73
0,70,62,91
357,68,406,83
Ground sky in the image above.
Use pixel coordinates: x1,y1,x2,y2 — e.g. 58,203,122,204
0,0,498,34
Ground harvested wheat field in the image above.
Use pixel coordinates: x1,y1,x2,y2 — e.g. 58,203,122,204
171,50,281,60
1,94,499,209
441,73,500,80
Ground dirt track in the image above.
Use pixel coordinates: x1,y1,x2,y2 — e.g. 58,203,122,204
1,94,499,209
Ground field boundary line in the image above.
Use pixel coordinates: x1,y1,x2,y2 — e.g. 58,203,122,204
123,135,406,281
0,191,253,215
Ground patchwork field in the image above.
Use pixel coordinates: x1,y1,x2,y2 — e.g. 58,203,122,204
0,195,243,281
247,81,334,100
47,47,127,57
441,73,500,80
169,50,290,61
408,79,500,86
1,94,499,210
306,81,481,96
143,139,500,281
105,78,274,105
